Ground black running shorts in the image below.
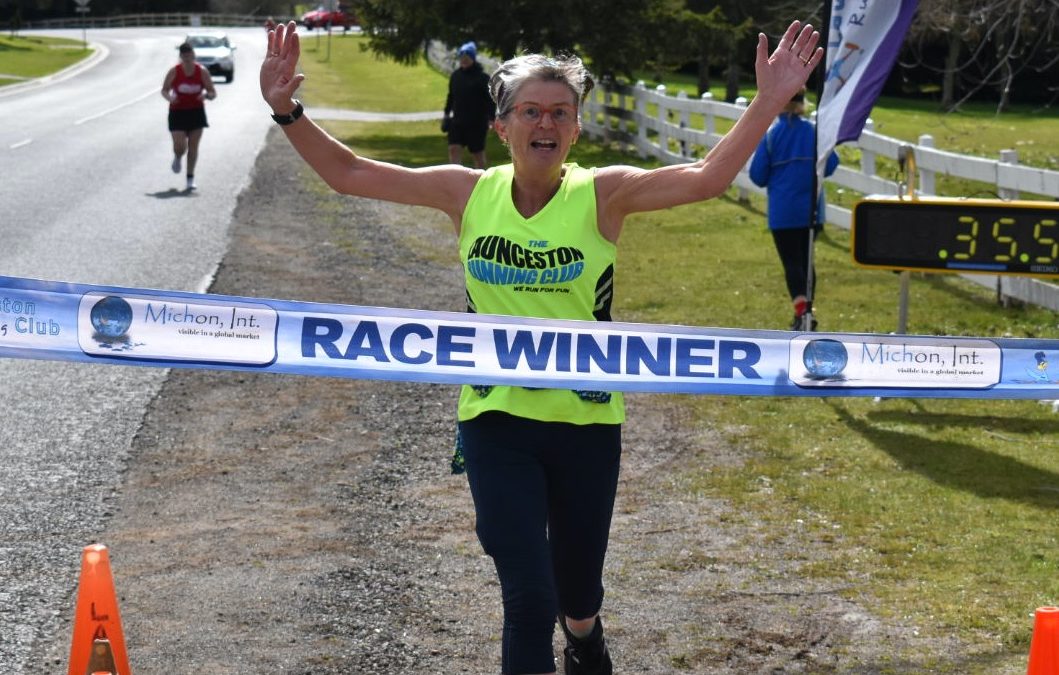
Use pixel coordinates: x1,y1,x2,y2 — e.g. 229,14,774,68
168,108,209,132
447,120,488,153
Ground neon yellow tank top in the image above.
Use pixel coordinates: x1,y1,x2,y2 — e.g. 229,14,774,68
457,163,625,425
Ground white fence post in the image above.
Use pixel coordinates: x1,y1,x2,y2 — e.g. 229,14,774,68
677,90,689,158
655,84,668,157
700,91,715,139
999,149,1020,200
860,118,876,176
600,86,612,145
918,134,936,195
636,81,648,159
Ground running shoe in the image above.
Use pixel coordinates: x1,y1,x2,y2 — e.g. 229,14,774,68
561,616,612,675
791,312,819,331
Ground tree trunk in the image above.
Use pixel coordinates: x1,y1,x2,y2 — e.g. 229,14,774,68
697,44,711,96
997,61,1013,114
941,34,960,111
724,48,740,102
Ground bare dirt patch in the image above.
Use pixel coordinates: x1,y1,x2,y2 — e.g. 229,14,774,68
31,128,977,673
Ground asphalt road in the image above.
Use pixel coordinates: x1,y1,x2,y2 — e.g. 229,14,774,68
0,26,273,672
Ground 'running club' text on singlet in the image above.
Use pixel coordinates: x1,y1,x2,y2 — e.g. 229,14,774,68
457,163,625,425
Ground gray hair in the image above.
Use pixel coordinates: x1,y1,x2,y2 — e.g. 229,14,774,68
489,54,594,119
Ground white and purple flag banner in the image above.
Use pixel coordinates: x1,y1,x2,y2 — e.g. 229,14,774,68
2,274,1059,400
817,0,919,176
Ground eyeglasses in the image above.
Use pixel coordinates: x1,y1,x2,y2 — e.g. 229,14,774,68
509,102,578,126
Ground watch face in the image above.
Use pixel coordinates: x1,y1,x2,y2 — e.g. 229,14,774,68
853,199,1059,278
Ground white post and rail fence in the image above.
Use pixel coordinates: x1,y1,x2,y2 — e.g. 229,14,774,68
579,79,1059,313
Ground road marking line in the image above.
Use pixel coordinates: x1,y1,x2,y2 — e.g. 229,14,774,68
9,139,32,149
74,87,158,125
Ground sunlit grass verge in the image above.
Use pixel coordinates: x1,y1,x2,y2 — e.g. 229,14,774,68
685,394,1059,667
296,33,447,112
0,34,91,84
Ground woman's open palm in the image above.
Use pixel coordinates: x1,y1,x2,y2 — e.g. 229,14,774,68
755,21,823,107
260,21,305,110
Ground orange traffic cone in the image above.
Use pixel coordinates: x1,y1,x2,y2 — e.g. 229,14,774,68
67,544,131,675
1027,606,1059,675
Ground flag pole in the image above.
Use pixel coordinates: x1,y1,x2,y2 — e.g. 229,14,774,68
803,2,831,331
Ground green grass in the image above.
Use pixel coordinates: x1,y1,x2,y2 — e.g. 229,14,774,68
0,35,92,85
866,95,1059,172
324,120,458,164
296,44,1059,671
686,394,1059,653
624,70,1059,172
825,96,1059,205
297,33,447,112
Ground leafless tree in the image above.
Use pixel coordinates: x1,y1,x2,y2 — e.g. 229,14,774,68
906,0,1059,112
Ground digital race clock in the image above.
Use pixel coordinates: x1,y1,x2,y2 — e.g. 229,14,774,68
851,196,1059,278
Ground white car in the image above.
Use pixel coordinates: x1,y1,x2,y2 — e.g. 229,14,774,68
184,31,236,83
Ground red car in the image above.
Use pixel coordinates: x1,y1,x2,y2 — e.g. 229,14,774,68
300,5,355,30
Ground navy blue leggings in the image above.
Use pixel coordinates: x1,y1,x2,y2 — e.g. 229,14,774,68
458,412,622,675
771,225,821,300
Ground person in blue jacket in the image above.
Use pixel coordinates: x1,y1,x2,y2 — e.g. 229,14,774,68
749,88,838,330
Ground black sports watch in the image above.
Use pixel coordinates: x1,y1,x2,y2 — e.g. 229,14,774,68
271,100,304,126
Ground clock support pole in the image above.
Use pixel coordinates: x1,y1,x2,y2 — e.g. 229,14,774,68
894,145,918,334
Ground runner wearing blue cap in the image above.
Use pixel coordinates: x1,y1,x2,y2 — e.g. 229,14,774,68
443,41,495,168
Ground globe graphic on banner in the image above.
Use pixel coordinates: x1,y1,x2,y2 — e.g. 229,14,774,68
802,339,848,379
90,296,134,339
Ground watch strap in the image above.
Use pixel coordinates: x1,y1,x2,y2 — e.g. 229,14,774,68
271,100,304,126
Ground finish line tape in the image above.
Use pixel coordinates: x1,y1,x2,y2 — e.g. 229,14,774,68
1,275,1057,399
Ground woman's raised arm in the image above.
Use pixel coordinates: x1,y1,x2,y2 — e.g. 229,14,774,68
259,22,479,228
595,21,823,241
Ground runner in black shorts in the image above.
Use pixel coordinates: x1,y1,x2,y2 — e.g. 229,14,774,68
162,43,217,191
168,107,209,133
447,117,488,155
442,42,494,169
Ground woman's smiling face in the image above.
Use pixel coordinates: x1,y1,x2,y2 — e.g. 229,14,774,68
495,80,580,169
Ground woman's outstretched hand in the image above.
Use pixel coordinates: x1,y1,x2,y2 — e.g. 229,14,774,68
754,21,823,108
260,20,305,113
